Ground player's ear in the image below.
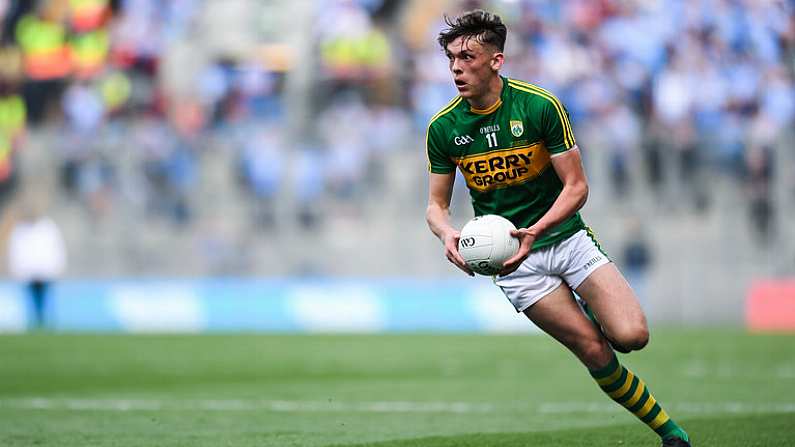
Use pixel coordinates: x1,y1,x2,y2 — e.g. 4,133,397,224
490,52,504,72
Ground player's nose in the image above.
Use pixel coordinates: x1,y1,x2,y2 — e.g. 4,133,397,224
450,59,463,73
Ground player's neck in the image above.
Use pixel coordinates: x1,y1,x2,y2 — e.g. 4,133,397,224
467,76,503,111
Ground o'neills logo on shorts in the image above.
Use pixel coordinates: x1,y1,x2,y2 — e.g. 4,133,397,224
457,142,550,192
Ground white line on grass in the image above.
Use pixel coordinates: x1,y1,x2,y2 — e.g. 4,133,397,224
0,398,495,414
1,398,794,415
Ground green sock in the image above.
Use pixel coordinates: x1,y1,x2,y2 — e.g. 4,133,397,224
589,355,689,441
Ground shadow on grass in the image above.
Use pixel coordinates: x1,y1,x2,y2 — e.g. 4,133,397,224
332,413,794,447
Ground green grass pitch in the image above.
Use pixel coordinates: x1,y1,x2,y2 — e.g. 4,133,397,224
0,330,793,446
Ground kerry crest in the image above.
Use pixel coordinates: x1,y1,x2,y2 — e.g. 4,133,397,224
510,120,524,137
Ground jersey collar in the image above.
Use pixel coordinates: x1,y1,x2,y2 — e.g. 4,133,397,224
469,98,502,115
468,76,507,115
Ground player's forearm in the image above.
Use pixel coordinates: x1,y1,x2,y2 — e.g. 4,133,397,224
530,182,588,236
426,203,457,242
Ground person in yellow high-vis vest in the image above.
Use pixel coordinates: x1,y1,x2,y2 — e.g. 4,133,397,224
0,80,26,205
15,11,71,81
15,9,71,124
69,28,109,80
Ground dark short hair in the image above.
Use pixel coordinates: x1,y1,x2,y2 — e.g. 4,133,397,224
437,10,507,52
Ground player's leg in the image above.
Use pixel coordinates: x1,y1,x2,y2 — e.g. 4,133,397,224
558,232,691,445
524,285,690,446
521,282,613,369
575,262,649,352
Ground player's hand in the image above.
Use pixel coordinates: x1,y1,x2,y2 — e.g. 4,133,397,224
442,230,474,276
499,228,537,276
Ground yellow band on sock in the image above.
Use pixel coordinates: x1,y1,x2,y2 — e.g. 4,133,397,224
635,396,657,418
596,365,624,386
649,410,670,430
624,382,646,408
608,371,635,399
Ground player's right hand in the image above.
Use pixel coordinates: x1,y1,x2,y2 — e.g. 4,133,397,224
499,228,537,276
443,230,474,276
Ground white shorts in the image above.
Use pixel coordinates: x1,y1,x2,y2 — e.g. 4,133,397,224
495,229,611,312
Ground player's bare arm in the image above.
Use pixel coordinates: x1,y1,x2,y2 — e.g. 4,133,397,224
426,172,474,276
501,148,588,275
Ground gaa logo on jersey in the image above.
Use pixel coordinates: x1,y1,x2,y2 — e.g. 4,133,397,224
510,120,524,137
454,134,475,145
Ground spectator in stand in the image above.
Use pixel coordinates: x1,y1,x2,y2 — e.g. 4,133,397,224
318,94,369,207
15,3,71,125
0,77,26,208
744,144,775,245
293,142,325,230
621,218,653,307
59,79,117,219
317,0,392,83
236,121,284,228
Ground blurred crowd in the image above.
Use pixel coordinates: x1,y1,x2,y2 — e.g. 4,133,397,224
0,0,793,275
0,0,200,218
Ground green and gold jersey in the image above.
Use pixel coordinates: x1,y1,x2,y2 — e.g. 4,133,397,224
426,76,586,250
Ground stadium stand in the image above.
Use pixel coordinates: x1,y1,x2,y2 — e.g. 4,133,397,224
0,0,793,324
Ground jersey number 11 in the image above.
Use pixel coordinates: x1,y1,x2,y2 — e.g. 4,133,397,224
485,132,498,148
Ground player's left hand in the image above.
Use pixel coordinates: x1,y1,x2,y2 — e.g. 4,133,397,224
499,228,537,276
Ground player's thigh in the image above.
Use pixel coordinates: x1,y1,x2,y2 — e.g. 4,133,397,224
574,262,648,346
523,282,612,368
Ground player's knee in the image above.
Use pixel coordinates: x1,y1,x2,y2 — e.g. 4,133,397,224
610,323,649,351
575,337,613,368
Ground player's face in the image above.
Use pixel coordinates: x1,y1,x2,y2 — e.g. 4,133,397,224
445,36,502,99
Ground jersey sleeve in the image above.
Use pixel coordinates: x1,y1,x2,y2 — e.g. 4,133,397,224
426,121,456,174
540,95,577,155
